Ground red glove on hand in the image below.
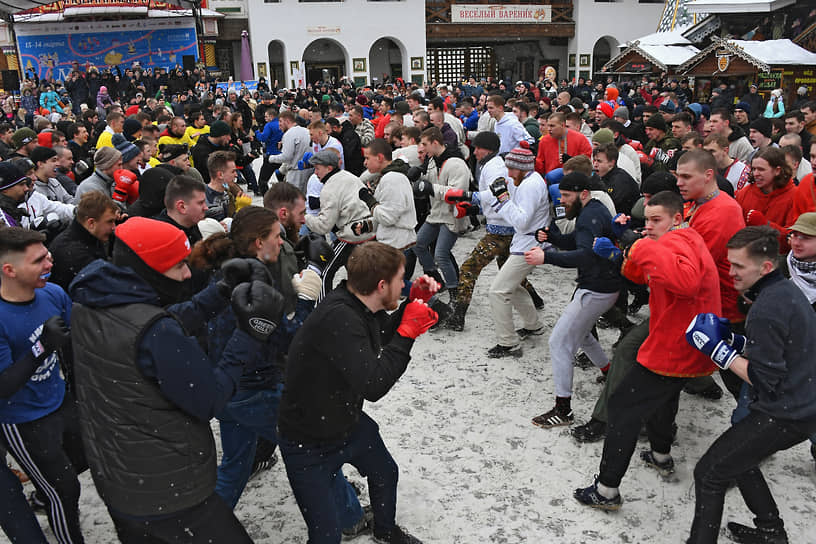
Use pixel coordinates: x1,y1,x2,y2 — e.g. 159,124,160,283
444,189,471,205
745,209,768,226
408,275,439,303
454,201,473,219
397,300,438,339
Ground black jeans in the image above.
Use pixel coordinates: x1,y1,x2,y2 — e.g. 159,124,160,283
258,159,282,194
0,398,86,544
0,450,49,543
687,410,816,543
598,363,688,489
110,493,252,544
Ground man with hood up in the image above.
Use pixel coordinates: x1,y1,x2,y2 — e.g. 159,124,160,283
69,217,285,542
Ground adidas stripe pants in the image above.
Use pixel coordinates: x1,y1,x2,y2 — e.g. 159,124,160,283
0,402,85,544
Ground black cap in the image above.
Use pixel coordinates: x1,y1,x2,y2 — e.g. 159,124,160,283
645,114,667,132
29,146,57,166
472,131,500,153
559,172,592,193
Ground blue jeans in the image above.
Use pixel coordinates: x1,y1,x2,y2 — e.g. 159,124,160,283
280,412,398,544
215,386,282,508
413,222,458,288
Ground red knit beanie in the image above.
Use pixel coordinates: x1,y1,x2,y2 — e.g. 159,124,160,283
115,217,191,273
596,102,614,119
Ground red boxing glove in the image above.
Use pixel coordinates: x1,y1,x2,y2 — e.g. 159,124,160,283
454,201,473,219
444,189,471,204
113,169,139,204
408,276,438,303
397,301,438,339
745,209,768,226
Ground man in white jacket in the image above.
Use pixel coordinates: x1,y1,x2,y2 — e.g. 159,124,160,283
487,95,534,155
356,139,416,251
486,145,551,358
278,110,313,193
304,149,374,300
411,127,472,295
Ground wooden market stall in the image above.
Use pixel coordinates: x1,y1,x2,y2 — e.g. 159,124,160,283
677,37,816,105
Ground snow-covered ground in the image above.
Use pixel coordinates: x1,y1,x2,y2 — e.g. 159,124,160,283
6,196,816,544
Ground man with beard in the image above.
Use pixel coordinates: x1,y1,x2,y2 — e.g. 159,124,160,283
524,172,621,427
278,242,437,544
69,217,283,542
191,120,233,184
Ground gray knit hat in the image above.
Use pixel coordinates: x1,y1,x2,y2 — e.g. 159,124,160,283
94,146,122,172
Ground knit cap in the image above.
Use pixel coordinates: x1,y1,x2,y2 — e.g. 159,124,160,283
645,114,668,132
613,106,629,121
592,128,615,146
210,120,231,138
504,144,534,171
0,161,29,191
472,131,500,153
158,143,188,163
750,117,772,139
94,146,122,172
123,118,143,141
115,217,191,273
112,134,140,163
596,102,614,119
12,128,36,149
559,172,592,193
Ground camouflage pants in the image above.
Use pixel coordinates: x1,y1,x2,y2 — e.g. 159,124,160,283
456,232,535,309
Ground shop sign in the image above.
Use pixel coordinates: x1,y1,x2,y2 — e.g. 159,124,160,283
451,4,552,24
306,26,341,35
756,69,782,91
624,61,653,73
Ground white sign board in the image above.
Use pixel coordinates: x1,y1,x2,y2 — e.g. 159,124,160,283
451,4,552,24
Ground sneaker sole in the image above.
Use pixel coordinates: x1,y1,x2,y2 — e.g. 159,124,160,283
532,418,574,429
579,500,622,511
641,454,675,477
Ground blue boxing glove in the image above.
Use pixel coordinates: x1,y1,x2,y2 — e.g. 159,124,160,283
592,237,621,260
685,313,740,370
611,213,631,239
297,151,314,170
716,317,747,354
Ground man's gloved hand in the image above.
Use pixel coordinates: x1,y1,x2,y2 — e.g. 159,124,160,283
358,187,379,211
534,227,549,243
489,177,509,203
294,233,333,273
351,219,374,236
454,201,478,219
592,237,621,260
297,151,314,170
685,313,740,370
408,275,440,303
745,209,768,227
397,300,438,339
617,229,642,257
292,269,321,301
231,281,285,342
611,213,632,239
444,189,472,204
716,317,747,354
560,153,572,164
217,258,272,299
32,316,70,359
412,180,434,197
406,166,423,182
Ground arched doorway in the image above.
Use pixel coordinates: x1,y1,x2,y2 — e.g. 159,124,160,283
368,37,404,85
267,40,285,88
302,38,347,86
592,36,619,77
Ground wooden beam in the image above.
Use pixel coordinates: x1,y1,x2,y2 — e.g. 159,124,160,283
427,23,575,39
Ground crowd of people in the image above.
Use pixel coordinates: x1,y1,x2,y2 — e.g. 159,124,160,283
1,61,816,544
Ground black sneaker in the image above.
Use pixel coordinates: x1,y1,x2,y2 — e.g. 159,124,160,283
373,525,423,544
532,406,574,428
683,381,723,400
342,505,373,540
515,326,545,339
573,477,622,511
574,351,593,369
726,521,788,544
487,344,522,358
572,419,607,443
249,453,278,481
640,450,675,476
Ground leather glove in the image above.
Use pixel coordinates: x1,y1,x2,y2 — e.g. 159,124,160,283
292,269,321,301
444,189,472,204
560,153,572,164
294,232,333,273
217,258,272,299
397,300,438,339
489,177,509,203
358,187,378,211
454,201,478,219
406,166,423,182
33,316,70,359
716,317,747,354
685,313,740,370
412,179,434,197
351,219,374,236
231,281,285,342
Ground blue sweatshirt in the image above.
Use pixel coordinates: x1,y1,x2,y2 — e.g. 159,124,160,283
0,283,71,424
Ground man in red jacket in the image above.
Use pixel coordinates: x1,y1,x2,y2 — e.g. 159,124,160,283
573,190,721,510
535,112,592,175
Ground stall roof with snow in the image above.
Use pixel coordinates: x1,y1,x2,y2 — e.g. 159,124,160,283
678,37,816,76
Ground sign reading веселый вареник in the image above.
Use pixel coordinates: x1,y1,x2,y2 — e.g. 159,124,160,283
450,4,552,23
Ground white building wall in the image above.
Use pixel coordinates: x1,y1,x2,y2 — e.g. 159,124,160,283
247,0,426,88
570,0,664,79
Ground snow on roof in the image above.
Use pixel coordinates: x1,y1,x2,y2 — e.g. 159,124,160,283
729,39,816,65
688,0,795,13
639,44,701,67
637,27,694,46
